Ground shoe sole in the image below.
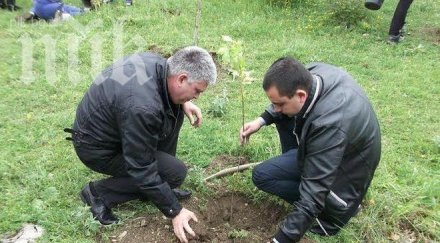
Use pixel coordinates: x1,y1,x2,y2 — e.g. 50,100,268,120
80,185,93,207
79,185,119,225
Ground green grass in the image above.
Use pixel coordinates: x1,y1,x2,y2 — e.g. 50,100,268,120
1,0,439,241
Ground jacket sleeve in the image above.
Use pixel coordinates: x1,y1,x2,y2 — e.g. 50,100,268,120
260,104,283,125
279,125,348,241
120,107,182,218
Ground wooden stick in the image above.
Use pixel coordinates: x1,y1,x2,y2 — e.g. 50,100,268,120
193,0,202,46
204,162,261,182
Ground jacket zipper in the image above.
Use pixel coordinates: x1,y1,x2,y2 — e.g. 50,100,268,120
293,116,300,146
329,190,348,207
170,107,180,136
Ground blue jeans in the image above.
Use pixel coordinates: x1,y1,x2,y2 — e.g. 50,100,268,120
34,0,82,20
252,149,301,204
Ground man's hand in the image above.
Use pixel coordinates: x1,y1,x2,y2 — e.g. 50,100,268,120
172,207,198,243
240,118,264,145
182,101,202,127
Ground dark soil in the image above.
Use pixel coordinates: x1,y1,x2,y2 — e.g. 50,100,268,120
105,193,292,243
94,154,314,242
99,155,316,243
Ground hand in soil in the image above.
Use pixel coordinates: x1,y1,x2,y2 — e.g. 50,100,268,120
172,207,199,243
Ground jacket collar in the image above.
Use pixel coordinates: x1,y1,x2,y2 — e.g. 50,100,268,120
158,60,179,116
297,74,322,118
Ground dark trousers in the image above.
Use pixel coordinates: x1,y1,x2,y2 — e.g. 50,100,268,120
252,149,301,204
253,117,300,203
74,112,185,208
388,0,414,36
253,119,360,235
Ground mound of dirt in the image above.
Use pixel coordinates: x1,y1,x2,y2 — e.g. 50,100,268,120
104,193,289,243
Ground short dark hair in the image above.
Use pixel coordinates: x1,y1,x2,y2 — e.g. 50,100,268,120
262,57,313,98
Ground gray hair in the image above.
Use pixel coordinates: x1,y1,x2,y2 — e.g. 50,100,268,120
167,46,217,85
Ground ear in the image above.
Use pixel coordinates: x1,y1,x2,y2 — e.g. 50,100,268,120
177,73,188,87
295,89,308,104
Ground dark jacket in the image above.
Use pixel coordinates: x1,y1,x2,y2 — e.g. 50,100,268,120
262,63,381,241
73,52,183,218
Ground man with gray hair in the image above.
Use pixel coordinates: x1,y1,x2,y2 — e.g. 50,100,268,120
65,46,216,243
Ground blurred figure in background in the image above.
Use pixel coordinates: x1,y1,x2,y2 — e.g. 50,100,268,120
388,0,414,43
1,0,21,11
33,0,86,22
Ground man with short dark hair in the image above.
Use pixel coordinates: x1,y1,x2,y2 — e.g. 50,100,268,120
240,57,381,242
66,46,217,243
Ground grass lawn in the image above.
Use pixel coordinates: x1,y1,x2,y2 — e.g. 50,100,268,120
0,0,439,242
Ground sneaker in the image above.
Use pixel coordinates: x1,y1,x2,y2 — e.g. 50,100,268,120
125,1,132,6
387,34,401,44
80,183,119,225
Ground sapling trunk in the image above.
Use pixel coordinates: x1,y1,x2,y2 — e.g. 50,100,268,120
193,0,202,46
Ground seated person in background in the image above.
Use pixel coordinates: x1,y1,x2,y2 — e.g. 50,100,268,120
33,0,86,21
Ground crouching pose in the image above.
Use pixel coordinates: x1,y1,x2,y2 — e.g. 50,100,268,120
240,57,381,242
66,46,217,243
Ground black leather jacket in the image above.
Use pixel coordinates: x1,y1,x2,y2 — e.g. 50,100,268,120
73,52,183,218
261,63,381,241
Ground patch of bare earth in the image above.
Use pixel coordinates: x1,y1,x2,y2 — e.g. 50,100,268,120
416,27,440,45
103,193,290,243
203,155,250,175
388,217,436,243
99,155,314,242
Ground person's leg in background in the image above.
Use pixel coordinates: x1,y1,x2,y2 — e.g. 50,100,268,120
388,0,414,43
3,0,21,11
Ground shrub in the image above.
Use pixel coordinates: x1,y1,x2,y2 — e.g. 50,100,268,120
207,88,229,118
326,0,371,28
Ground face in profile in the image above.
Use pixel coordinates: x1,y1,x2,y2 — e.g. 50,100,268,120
265,86,305,117
169,74,208,104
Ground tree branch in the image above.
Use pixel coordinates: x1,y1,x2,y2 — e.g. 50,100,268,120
204,162,261,182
